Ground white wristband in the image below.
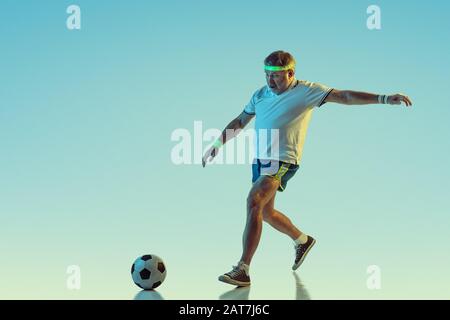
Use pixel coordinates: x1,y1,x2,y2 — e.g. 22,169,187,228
378,95,389,104
378,95,384,104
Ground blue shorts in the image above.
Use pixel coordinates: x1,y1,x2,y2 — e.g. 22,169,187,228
252,159,299,192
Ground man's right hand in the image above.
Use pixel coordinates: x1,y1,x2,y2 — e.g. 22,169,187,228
201,111,254,167
202,146,219,167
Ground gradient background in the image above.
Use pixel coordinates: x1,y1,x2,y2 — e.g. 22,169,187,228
1,0,449,300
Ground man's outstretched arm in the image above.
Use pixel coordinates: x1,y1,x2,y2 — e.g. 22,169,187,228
324,89,413,106
202,111,254,167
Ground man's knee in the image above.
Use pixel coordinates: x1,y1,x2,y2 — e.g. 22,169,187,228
247,195,264,215
247,177,278,216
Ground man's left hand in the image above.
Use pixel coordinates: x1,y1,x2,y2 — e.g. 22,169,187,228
388,94,413,107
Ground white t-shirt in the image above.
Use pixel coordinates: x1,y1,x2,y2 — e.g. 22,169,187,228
244,79,333,165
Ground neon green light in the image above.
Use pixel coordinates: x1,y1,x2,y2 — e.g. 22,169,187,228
264,64,295,71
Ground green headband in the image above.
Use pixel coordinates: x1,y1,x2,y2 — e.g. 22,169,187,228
264,64,295,71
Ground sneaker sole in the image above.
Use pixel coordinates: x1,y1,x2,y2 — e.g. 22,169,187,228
218,275,250,287
292,238,316,271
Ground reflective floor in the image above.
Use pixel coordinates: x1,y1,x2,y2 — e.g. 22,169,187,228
134,272,311,301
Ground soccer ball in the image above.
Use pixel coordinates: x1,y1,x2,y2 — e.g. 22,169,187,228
131,254,167,290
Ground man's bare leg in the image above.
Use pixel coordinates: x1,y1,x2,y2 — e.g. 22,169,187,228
262,195,316,270
218,176,280,286
262,195,303,240
239,176,280,265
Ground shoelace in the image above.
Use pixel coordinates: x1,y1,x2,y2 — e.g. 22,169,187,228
228,265,245,277
295,244,304,257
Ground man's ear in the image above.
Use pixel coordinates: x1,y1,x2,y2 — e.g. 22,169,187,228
288,70,294,78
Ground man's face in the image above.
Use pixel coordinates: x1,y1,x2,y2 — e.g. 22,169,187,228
265,69,294,95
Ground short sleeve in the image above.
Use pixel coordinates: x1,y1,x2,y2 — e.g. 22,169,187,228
243,94,256,115
305,82,333,108
243,88,264,115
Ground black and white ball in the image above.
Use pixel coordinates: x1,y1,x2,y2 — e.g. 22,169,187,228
131,254,167,290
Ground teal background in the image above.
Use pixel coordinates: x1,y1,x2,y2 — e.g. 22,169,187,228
0,0,449,299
